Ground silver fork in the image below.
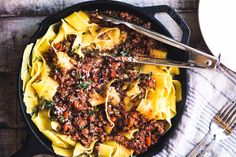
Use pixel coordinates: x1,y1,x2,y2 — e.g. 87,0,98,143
187,99,236,157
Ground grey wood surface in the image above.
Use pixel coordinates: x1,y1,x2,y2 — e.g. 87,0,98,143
0,0,201,157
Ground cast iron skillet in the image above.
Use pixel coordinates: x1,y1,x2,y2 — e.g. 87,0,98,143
14,0,190,156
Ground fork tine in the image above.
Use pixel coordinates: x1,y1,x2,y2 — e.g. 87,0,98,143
216,101,232,118
226,110,236,130
222,103,236,123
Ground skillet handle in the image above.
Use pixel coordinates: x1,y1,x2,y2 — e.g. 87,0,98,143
10,127,54,157
140,5,190,44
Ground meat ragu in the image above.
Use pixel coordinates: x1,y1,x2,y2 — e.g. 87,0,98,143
47,11,167,155
23,10,181,157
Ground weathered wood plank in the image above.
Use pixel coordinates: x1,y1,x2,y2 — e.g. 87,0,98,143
0,129,26,157
0,128,53,156
0,0,198,17
0,17,45,73
0,73,25,128
107,0,199,11
0,73,17,128
0,12,201,73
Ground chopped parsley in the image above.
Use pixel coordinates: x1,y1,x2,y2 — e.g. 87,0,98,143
148,72,153,78
31,107,39,116
39,98,54,110
51,64,60,72
31,98,54,116
74,73,80,78
120,50,128,56
58,116,65,123
77,80,91,89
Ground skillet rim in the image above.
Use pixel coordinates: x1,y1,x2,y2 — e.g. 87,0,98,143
17,1,189,156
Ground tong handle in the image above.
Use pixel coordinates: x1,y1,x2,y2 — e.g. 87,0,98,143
99,15,219,69
124,22,219,69
109,55,202,69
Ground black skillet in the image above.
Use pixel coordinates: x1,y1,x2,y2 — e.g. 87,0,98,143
14,0,190,156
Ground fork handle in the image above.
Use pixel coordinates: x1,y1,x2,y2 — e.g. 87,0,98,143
198,137,216,157
187,132,214,157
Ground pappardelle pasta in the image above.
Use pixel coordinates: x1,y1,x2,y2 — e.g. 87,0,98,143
21,10,182,157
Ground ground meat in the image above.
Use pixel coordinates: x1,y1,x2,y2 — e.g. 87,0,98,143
45,10,169,156
113,119,166,154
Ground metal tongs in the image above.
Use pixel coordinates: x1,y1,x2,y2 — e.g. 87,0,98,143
97,14,220,69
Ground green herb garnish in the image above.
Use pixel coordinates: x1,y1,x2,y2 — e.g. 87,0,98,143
59,116,65,123
120,50,128,56
148,72,153,78
31,107,39,116
39,98,54,110
77,80,91,89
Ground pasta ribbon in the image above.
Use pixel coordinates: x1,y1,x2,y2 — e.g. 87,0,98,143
173,80,182,102
55,51,74,70
73,140,97,157
123,129,139,140
98,142,133,157
149,49,167,59
63,11,127,57
89,90,105,106
21,43,33,91
21,10,182,157
24,61,43,113
135,64,182,129
126,79,140,99
52,145,73,157
64,11,90,31
32,76,58,101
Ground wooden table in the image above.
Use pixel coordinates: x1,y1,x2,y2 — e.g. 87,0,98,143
0,0,201,156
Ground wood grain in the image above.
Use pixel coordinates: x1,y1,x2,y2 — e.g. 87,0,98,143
0,17,45,73
0,129,26,157
0,73,25,128
0,0,198,17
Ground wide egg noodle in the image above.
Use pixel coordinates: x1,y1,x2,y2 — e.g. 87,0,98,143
123,79,141,112
31,110,69,148
63,11,127,56
24,61,43,113
56,134,77,147
73,140,97,157
94,27,121,50
136,64,181,130
30,24,59,102
32,23,58,61
126,79,141,99
52,145,74,157
149,49,167,59
21,43,34,91
64,11,90,31
98,141,133,157
21,10,182,157
123,129,139,140
104,80,116,134
98,143,114,157
32,65,58,101
172,80,182,102
88,90,105,106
